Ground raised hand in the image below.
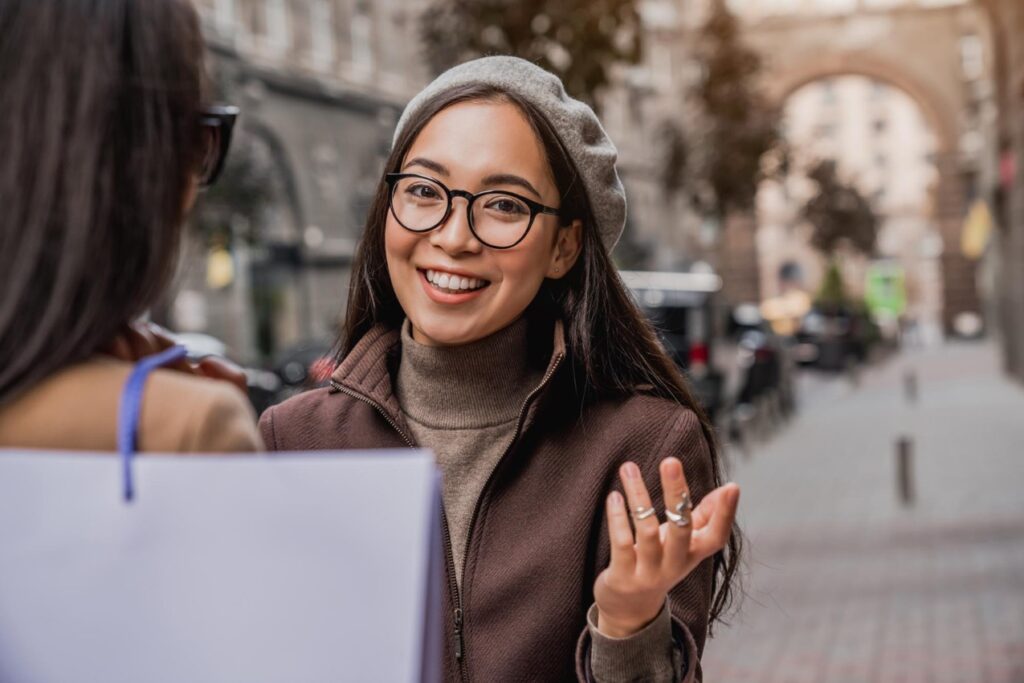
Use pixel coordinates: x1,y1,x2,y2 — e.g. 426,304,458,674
593,457,739,637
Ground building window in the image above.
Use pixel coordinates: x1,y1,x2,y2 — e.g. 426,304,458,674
821,80,837,105
959,34,984,81
351,1,373,77
815,121,837,140
264,0,291,53
214,0,235,34
310,0,335,67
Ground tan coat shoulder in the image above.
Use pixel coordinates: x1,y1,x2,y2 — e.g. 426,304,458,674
0,357,263,453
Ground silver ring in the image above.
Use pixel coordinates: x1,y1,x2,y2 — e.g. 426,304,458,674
665,508,691,527
632,505,657,521
665,493,693,527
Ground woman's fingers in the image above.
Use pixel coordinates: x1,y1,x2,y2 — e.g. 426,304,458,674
619,461,662,570
196,357,249,395
688,483,740,563
605,491,637,574
129,322,195,373
659,457,694,573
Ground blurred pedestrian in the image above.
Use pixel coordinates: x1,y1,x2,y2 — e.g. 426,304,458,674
0,0,261,452
260,57,740,681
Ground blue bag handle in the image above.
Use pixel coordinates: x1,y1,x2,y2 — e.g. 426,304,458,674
117,345,190,502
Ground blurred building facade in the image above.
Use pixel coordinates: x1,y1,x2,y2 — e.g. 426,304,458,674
731,0,993,335
978,0,1024,382
177,0,431,363
598,0,713,272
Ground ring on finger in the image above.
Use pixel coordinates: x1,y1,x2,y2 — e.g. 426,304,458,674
665,493,692,527
632,505,657,521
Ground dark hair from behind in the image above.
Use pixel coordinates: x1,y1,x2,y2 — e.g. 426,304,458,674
341,83,742,627
0,0,207,405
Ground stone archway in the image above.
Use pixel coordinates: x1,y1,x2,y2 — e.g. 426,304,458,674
736,1,988,333
765,55,977,332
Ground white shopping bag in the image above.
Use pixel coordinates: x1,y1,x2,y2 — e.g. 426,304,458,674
0,449,443,683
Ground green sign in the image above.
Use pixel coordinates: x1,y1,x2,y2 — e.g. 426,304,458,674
865,262,906,317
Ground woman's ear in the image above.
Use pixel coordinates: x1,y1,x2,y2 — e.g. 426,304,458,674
547,219,583,279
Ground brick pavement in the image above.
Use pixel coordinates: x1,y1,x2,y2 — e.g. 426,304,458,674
701,341,1024,682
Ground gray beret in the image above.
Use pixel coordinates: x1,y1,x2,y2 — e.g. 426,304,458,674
393,56,626,251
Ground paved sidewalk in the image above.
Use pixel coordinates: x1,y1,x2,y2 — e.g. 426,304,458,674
702,341,1024,683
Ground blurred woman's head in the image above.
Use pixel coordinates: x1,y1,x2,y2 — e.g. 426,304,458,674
0,0,211,404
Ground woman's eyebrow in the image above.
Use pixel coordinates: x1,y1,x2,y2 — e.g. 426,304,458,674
403,157,449,175
480,173,542,199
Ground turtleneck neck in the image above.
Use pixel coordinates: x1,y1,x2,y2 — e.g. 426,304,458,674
396,317,537,430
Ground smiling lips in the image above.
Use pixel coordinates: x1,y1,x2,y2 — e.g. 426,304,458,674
418,268,490,304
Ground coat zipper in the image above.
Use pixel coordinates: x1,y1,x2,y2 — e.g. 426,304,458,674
330,351,564,681
447,351,565,677
330,380,467,677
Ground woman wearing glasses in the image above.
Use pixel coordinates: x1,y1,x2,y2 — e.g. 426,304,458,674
261,57,740,682
0,0,260,453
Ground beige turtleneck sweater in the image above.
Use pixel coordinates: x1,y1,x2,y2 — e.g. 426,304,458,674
395,318,683,682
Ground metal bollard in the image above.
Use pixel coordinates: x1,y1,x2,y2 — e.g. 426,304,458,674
896,436,914,505
904,370,918,404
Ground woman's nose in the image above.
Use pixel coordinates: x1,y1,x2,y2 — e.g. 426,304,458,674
428,197,483,255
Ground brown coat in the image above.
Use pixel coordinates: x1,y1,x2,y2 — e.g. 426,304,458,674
0,357,263,453
258,324,715,682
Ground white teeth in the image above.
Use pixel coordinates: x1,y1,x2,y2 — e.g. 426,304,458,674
424,269,487,292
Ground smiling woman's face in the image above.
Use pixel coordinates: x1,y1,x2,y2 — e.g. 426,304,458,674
385,99,581,347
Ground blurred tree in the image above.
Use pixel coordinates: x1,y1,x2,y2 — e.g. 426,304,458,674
816,260,848,307
801,160,878,258
420,0,643,108
687,0,780,219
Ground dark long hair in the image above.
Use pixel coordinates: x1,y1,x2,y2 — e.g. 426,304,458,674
342,84,741,626
0,0,207,404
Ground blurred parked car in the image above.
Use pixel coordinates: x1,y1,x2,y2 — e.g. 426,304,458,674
726,304,796,417
794,305,881,371
621,270,726,422
272,341,336,401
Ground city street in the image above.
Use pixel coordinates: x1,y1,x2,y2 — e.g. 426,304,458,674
702,341,1024,682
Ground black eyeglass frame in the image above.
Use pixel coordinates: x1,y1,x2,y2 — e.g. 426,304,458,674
197,104,239,188
384,172,561,250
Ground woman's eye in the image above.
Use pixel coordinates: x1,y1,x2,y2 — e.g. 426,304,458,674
406,183,442,200
487,197,528,215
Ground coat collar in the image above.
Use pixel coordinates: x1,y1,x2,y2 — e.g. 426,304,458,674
329,319,568,435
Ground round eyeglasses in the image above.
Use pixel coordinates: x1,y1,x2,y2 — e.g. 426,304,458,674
384,172,561,249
